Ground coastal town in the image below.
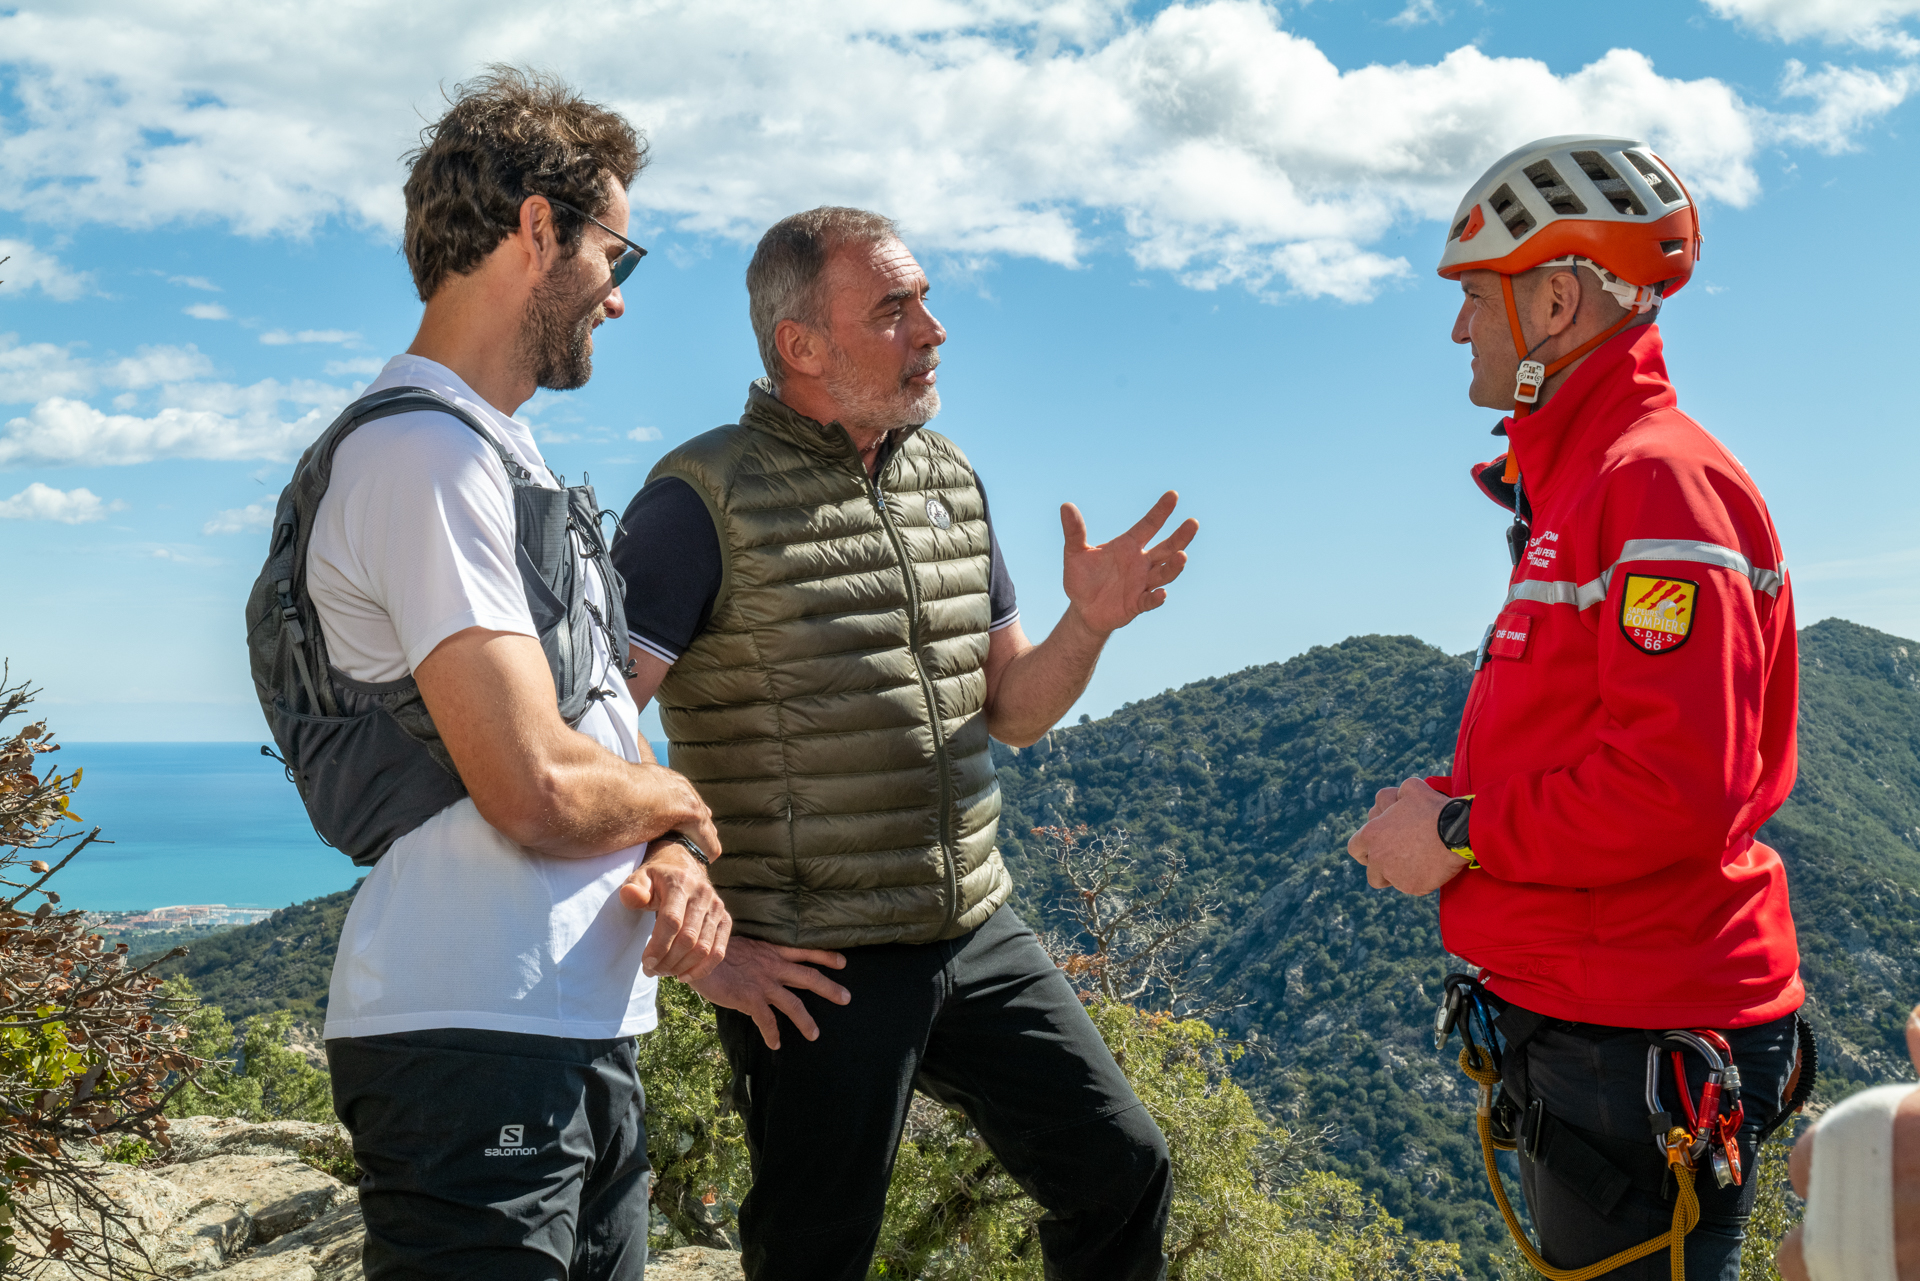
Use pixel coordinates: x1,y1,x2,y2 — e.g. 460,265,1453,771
86,903,277,953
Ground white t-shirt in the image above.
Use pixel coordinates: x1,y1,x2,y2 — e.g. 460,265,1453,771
312,354,657,1042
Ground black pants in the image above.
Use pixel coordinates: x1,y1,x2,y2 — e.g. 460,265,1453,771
1507,1008,1799,1281
716,907,1172,1281
327,1027,651,1281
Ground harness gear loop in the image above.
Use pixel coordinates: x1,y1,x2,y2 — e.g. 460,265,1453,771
1458,1045,1701,1281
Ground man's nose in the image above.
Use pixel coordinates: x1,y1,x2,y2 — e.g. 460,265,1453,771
602,285,626,321
1451,301,1473,346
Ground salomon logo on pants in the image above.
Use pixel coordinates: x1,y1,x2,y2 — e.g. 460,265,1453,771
487,1124,537,1157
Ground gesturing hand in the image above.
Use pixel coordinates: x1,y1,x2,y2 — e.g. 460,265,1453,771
1061,491,1198,637
621,840,731,982
686,936,850,1050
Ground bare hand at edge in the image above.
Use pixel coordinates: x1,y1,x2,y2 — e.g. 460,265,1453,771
685,935,850,1050
1777,1004,1920,1280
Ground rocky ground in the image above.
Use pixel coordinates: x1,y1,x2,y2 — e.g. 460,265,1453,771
17,1117,742,1279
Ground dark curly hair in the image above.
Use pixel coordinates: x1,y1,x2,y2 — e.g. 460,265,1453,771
402,66,648,302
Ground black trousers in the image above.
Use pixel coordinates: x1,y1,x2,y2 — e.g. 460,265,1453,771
327,1027,651,1281
716,907,1172,1281
1507,1008,1799,1281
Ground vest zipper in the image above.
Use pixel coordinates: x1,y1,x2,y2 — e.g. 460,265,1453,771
865,463,961,934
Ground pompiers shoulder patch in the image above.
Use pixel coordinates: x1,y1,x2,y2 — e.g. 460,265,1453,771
1619,574,1698,654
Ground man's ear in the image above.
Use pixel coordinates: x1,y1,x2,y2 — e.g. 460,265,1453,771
1545,268,1584,338
774,318,825,380
514,195,564,278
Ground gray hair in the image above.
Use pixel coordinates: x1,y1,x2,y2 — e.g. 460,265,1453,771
746,206,898,386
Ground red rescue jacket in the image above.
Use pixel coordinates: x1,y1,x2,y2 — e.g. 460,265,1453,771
1433,323,1803,1029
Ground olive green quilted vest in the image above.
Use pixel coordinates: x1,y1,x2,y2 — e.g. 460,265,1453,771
651,381,1011,949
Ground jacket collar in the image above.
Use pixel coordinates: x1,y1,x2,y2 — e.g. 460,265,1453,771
1471,323,1676,510
738,378,923,468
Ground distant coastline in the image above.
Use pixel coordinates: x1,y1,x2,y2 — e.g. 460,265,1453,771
50,741,674,913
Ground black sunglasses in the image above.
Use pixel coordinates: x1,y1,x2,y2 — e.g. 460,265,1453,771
543,196,648,287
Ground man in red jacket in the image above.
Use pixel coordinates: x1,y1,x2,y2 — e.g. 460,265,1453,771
1348,137,1804,1278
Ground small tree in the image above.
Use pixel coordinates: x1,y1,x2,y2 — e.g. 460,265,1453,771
162,979,333,1126
1031,825,1233,1019
0,669,209,1275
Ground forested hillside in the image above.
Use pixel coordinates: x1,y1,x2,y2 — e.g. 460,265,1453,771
993,618,1920,1275
154,885,354,1022
145,619,1920,1277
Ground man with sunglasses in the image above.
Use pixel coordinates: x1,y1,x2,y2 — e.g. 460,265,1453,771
307,69,724,1281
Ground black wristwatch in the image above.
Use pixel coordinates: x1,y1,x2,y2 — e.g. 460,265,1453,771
1437,796,1478,869
658,830,710,869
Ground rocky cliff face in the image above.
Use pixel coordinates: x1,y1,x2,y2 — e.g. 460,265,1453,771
19,1118,743,1280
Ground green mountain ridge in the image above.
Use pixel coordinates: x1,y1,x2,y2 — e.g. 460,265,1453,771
147,618,1920,1277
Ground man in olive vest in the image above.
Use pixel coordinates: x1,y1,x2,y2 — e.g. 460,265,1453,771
610,206,1197,1281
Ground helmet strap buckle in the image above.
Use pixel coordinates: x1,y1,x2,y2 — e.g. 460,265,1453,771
1513,360,1546,405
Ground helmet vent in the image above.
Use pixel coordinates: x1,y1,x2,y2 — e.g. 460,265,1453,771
1487,184,1536,240
1523,160,1586,216
1659,239,1686,255
1571,150,1646,216
1625,151,1682,206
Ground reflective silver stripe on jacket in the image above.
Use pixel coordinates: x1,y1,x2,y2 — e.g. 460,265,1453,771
1505,539,1786,611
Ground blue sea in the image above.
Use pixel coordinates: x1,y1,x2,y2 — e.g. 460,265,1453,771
44,741,671,912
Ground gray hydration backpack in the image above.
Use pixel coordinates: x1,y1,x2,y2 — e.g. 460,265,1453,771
246,386,630,866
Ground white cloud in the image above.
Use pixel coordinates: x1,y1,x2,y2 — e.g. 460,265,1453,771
0,336,95,402
0,337,216,404
1706,0,1920,50
260,328,360,346
627,426,664,442
184,302,230,320
202,500,275,534
1389,0,1445,27
0,2,1913,301
1774,58,1920,150
0,378,351,467
168,274,220,291
0,481,124,523
109,343,217,389
323,356,385,377
0,239,91,300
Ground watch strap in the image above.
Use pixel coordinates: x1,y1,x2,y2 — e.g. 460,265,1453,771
1437,795,1478,869
661,830,710,869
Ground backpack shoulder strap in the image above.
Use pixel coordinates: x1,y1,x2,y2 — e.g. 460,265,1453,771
258,386,536,717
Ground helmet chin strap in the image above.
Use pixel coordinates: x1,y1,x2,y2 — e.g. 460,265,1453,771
1496,268,1648,483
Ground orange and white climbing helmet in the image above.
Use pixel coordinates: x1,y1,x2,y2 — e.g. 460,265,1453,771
1438,137,1703,424
1437,135,1701,305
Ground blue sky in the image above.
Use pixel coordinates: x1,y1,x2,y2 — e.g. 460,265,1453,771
2,0,1917,742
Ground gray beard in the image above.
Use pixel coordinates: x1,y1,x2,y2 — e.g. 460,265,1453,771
521,267,599,392
822,351,940,434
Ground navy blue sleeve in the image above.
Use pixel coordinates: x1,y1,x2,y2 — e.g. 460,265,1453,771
975,471,1020,632
609,476,722,663
613,471,1018,662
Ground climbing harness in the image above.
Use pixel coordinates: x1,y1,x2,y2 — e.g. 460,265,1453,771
1436,974,1736,1281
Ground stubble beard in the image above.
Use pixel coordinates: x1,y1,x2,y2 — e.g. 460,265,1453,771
521,260,602,393
822,343,941,434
